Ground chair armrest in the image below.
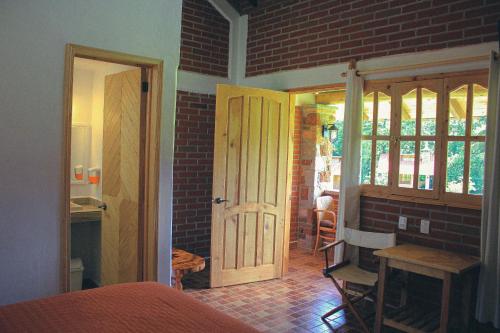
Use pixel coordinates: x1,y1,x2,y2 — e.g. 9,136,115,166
319,239,344,252
323,260,351,277
320,240,346,275
314,209,337,218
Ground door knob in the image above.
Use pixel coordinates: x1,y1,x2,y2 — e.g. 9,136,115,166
98,203,107,210
213,197,229,204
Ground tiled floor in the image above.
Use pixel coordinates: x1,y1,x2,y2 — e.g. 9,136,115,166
184,249,372,332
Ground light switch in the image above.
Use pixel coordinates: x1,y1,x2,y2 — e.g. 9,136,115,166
420,219,430,234
398,216,407,230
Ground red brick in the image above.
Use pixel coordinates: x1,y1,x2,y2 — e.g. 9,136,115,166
172,91,216,256
242,0,498,77
179,0,229,77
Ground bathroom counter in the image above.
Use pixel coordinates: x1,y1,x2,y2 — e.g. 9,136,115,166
70,197,102,223
71,205,102,223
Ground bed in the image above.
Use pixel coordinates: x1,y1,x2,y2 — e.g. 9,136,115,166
0,282,258,333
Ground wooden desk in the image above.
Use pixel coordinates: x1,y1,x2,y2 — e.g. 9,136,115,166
172,248,205,291
373,244,480,333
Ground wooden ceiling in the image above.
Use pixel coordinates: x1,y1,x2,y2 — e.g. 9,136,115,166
227,0,259,14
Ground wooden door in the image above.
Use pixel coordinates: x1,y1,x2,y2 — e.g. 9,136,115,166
211,84,291,287
101,69,141,285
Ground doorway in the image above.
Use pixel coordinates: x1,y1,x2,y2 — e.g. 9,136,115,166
62,44,163,292
177,84,346,290
291,87,346,252
183,84,352,330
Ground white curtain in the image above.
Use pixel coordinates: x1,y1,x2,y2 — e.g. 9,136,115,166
476,51,500,328
336,69,364,263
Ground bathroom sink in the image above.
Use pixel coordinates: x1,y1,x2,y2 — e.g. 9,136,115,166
70,201,83,211
70,197,102,223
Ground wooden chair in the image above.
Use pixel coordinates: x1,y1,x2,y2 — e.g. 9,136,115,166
313,195,337,255
320,228,396,333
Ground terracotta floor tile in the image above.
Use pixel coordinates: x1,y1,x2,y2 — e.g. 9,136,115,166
184,248,370,332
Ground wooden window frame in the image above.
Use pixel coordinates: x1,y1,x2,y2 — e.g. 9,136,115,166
441,74,489,208
361,82,394,195
391,79,443,199
361,70,488,209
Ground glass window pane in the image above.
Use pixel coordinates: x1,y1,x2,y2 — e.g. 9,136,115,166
469,141,485,195
377,92,391,136
421,88,437,136
399,141,415,188
375,140,389,186
446,141,465,193
418,141,435,190
472,84,488,136
448,85,467,136
363,93,374,136
401,89,417,136
360,140,372,184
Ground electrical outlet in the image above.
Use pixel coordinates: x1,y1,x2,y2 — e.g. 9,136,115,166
420,219,430,234
398,216,407,230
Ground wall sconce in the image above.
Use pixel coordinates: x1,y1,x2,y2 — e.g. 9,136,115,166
322,123,338,142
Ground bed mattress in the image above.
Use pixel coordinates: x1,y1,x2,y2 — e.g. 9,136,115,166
0,282,258,333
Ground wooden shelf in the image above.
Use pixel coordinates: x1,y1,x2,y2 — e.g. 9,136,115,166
384,305,440,333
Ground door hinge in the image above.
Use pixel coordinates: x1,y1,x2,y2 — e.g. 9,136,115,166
142,81,149,93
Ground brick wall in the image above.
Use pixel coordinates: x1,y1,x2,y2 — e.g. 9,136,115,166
172,91,216,256
359,196,481,271
359,196,482,320
180,0,230,77
245,0,500,76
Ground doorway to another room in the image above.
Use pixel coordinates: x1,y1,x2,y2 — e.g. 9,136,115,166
62,45,163,293
178,87,346,331
291,88,346,254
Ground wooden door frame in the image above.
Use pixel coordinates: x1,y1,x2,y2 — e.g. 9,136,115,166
284,84,346,274
61,44,163,292
282,94,295,275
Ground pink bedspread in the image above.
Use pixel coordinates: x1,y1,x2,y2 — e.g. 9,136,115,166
0,282,259,333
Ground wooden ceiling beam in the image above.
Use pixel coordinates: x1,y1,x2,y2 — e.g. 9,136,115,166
450,98,467,119
401,102,412,121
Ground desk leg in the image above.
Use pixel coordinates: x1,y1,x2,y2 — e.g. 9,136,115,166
460,271,473,333
375,257,388,333
400,271,408,307
440,272,451,333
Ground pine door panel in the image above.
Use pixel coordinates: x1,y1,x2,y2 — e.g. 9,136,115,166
101,69,141,286
211,85,290,287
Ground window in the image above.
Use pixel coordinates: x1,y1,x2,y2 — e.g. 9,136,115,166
393,80,442,199
360,72,488,207
443,75,488,206
361,85,392,188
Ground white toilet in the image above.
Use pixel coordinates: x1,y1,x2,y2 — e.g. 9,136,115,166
70,258,84,291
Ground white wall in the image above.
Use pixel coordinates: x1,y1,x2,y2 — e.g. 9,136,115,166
0,0,181,305
71,66,95,198
72,68,94,125
71,59,136,200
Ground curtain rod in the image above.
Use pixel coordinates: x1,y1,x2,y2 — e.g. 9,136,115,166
340,54,490,78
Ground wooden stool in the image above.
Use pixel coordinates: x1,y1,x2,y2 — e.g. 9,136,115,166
172,248,205,291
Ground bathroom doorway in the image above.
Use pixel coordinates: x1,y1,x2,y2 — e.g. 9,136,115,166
62,44,163,292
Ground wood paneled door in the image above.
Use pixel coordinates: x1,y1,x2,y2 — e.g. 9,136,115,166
101,69,142,285
211,84,292,288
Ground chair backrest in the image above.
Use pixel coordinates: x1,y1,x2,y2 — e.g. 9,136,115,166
344,228,396,250
315,196,335,221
